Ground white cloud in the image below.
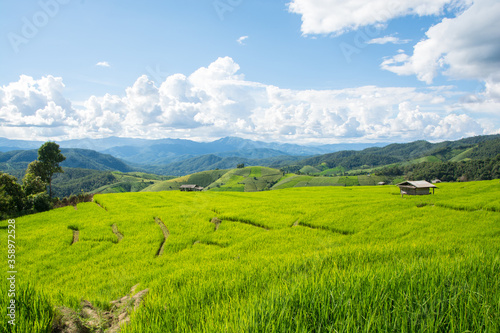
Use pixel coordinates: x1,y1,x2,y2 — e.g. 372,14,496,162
0,58,496,143
381,0,500,87
96,61,111,67
287,0,465,36
236,36,248,45
367,36,410,45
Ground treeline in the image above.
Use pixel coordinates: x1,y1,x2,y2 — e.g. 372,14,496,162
51,169,116,197
375,154,500,182
0,142,94,219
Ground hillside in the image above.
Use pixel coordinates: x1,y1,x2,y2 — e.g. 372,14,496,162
205,166,284,192
142,166,394,193
141,169,229,192
2,181,499,332
140,153,303,176
0,148,136,173
288,134,500,174
91,172,175,194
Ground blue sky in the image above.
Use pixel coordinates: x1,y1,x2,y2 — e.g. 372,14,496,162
1,0,499,144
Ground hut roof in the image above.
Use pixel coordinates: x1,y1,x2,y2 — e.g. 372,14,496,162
180,184,198,189
397,180,437,189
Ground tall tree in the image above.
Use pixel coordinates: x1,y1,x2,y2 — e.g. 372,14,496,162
34,142,66,198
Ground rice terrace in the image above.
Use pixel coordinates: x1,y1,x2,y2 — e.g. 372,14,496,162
1,180,500,332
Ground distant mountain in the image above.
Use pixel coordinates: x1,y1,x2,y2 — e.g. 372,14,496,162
141,153,304,176
0,148,136,173
0,136,387,166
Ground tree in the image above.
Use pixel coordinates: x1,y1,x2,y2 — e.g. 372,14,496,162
0,172,25,218
22,170,47,196
33,142,66,198
237,163,245,169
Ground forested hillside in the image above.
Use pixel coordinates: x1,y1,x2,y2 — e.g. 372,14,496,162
286,135,500,174
0,148,136,173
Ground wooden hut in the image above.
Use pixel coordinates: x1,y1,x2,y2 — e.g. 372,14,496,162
179,184,204,192
397,180,437,197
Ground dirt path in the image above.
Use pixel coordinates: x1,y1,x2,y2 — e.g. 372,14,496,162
111,224,124,242
52,284,149,333
154,217,169,256
299,221,354,235
211,217,221,231
92,198,107,211
222,216,270,230
71,230,79,245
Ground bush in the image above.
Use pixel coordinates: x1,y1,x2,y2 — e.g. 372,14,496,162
29,193,52,213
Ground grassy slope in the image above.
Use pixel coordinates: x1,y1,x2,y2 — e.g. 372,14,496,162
141,170,228,192
91,172,174,194
2,180,499,332
205,166,283,192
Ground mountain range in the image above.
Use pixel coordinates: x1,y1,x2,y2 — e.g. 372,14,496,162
1,135,499,179
0,136,386,166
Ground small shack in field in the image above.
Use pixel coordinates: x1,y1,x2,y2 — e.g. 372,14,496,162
431,179,442,184
378,182,387,185
179,184,204,192
397,180,437,197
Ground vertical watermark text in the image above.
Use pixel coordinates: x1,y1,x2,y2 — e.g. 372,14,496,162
6,219,16,326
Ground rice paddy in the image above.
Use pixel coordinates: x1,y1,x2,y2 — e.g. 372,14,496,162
1,180,499,332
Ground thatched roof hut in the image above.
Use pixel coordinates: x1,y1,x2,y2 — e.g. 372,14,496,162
397,180,437,197
179,184,204,192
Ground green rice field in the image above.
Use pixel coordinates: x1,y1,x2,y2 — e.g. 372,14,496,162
1,180,500,332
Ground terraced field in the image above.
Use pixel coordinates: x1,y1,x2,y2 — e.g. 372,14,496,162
2,180,500,332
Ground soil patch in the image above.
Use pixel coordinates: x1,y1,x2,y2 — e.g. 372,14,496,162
211,217,221,231
52,285,148,333
111,224,124,242
154,217,169,256
72,230,79,245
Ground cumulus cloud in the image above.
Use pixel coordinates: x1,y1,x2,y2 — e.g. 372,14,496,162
0,57,495,143
287,0,464,35
381,0,500,89
96,61,111,67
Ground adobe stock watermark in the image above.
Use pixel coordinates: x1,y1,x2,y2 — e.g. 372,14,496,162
7,0,74,54
213,0,243,21
145,65,170,85
6,219,17,326
338,3,406,63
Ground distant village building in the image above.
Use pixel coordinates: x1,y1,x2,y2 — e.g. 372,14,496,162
377,182,387,185
431,179,442,184
179,184,204,192
397,180,437,197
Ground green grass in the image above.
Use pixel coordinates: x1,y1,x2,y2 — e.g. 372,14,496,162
92,171,174,194
299,165,322,175
319,166,345,176
205,167,283,192
141,170,227,192
449,147,474,162
1,180,500,332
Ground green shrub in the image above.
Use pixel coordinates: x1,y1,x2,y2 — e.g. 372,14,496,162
31,193,52,213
